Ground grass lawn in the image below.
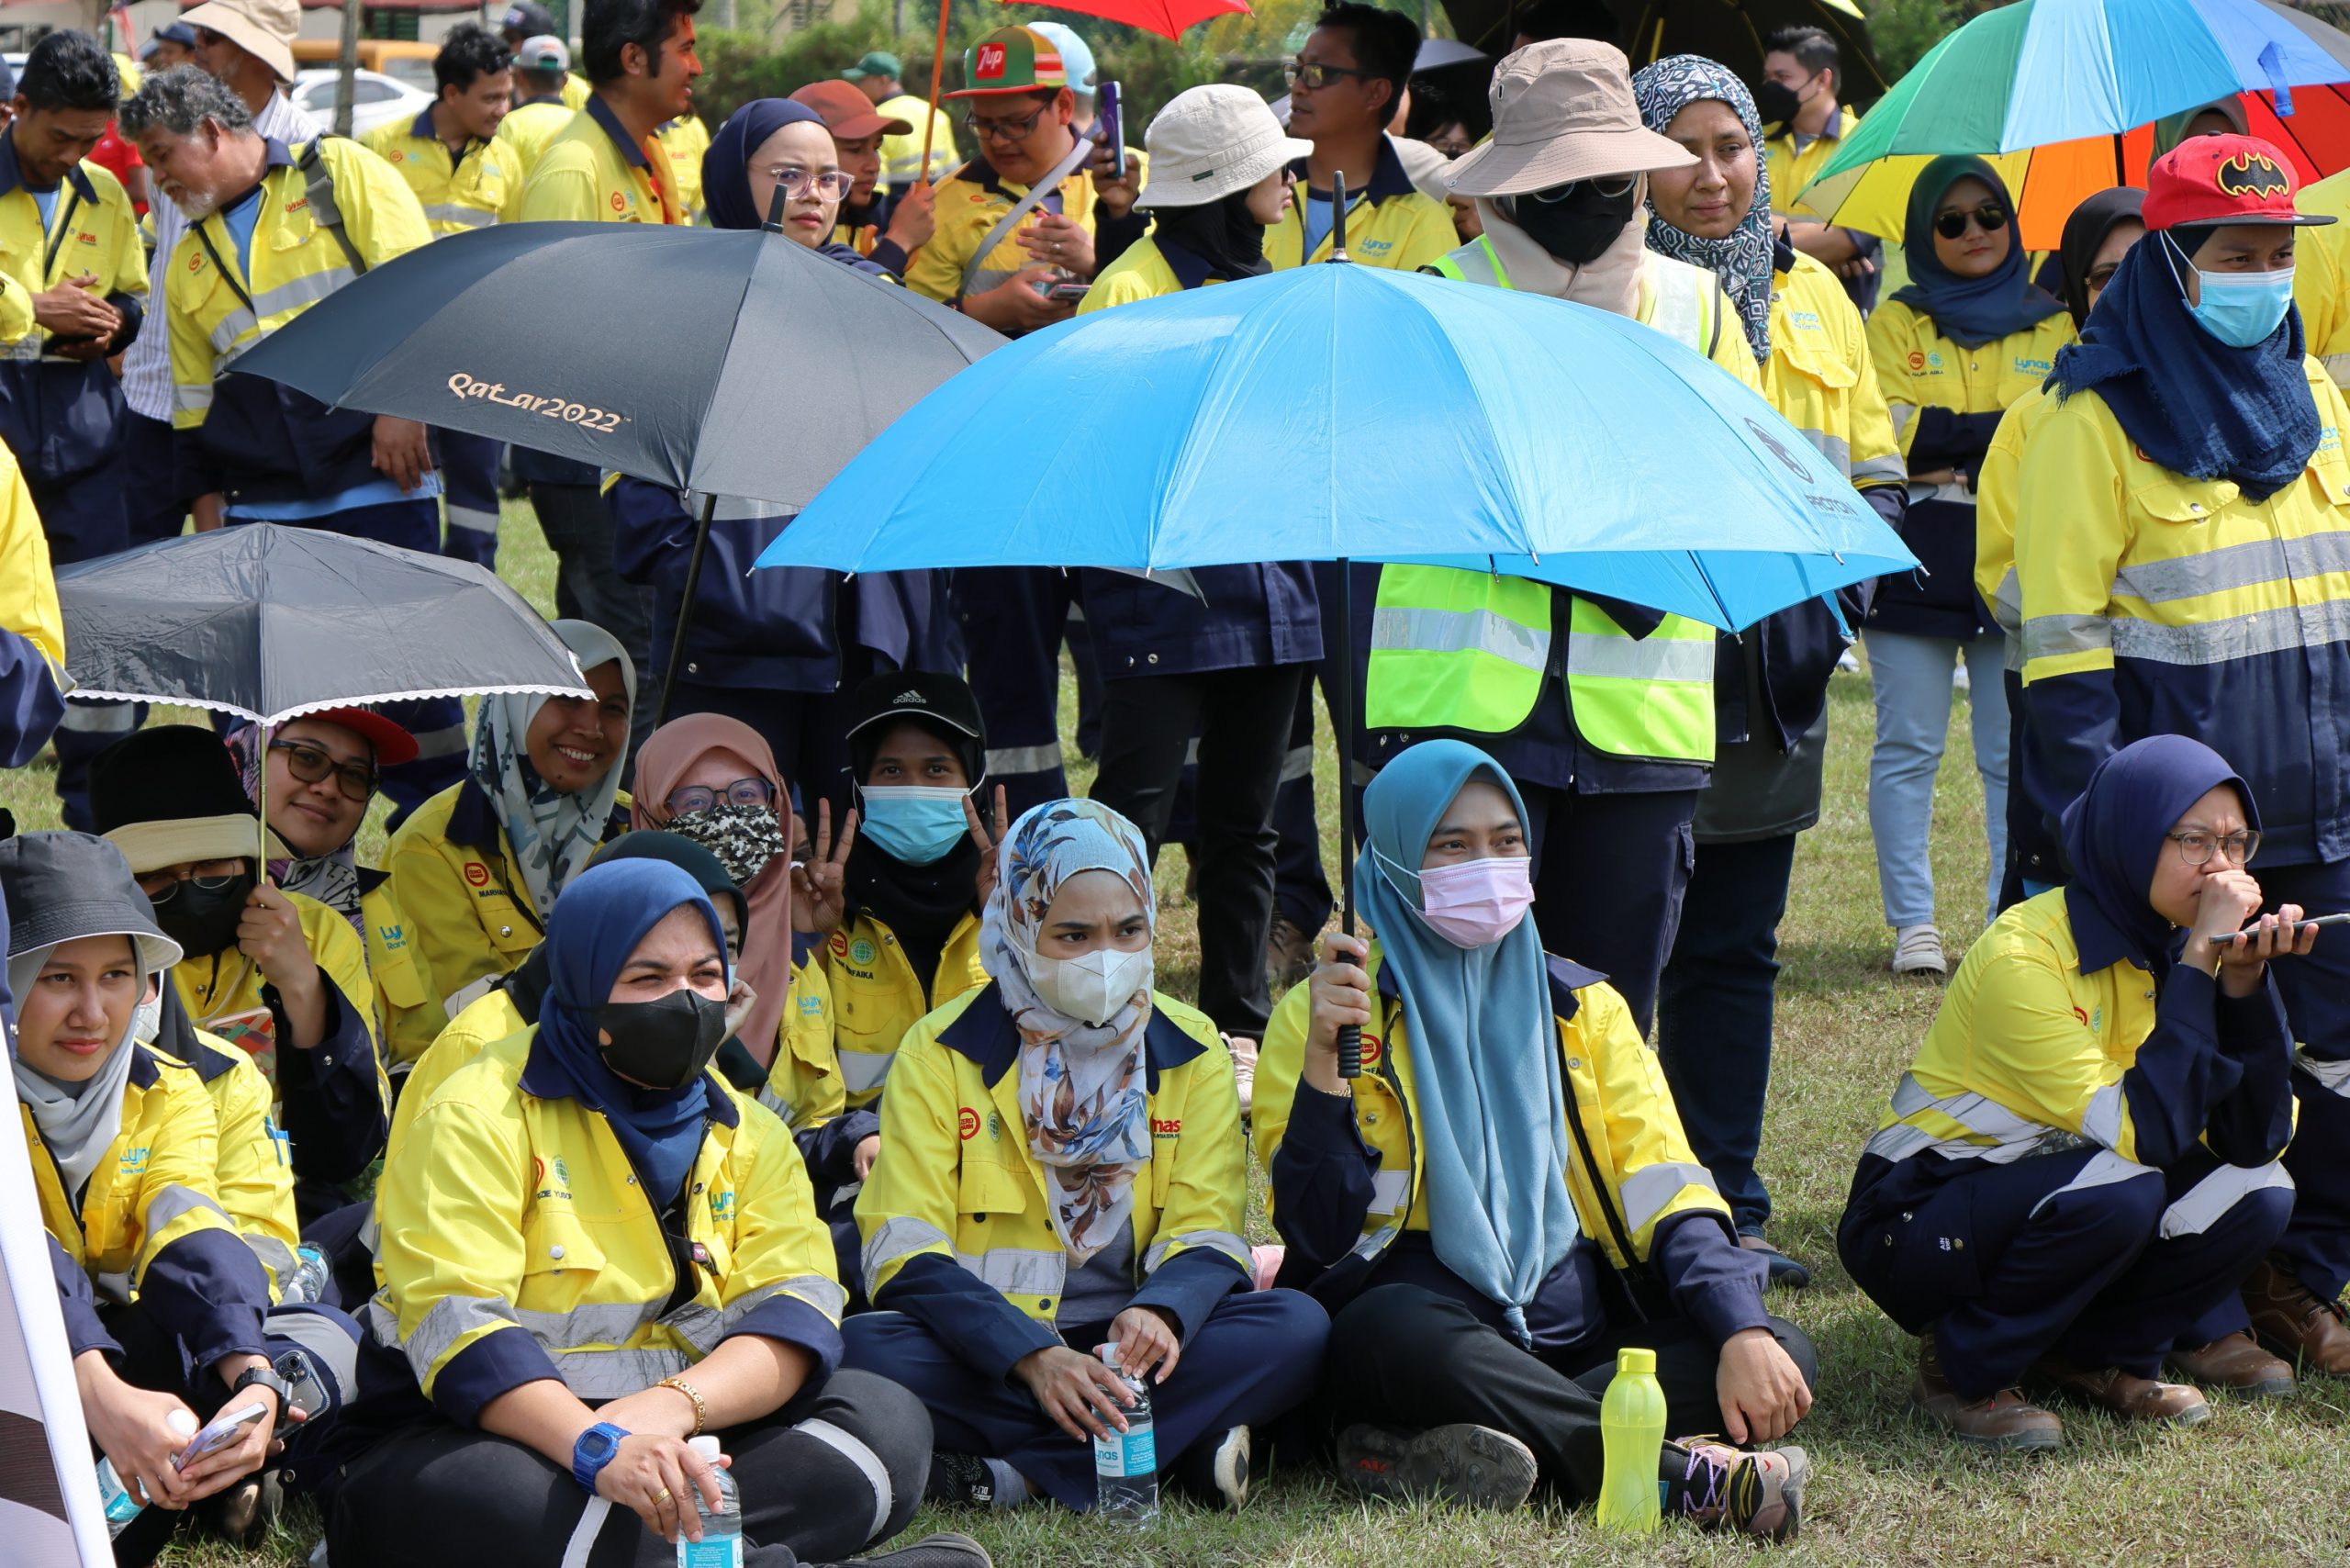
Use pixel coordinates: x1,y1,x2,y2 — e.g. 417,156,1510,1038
32,504,2350,1565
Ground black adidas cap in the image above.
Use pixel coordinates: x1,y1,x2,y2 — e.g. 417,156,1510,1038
846,670,987,784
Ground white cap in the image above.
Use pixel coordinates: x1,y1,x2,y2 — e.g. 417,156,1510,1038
688,1435,722,1461
1136,83,1312,209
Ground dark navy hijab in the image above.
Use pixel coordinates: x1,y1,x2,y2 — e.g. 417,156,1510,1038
704,98,890,277
1894,156,2065,348
534,858,732,1204
2057,187,2145,329
2060,734,2257,977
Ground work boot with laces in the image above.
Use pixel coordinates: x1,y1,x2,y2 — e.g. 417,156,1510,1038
1910,1332,2063,1450
2244,1256,2350,1375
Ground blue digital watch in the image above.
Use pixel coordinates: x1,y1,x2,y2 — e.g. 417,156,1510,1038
571,1421,630,1494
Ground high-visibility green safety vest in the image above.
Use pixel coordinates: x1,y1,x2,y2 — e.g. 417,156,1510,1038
1372,242,1720,763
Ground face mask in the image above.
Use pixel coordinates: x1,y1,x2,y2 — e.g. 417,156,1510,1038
1026,944,1154,1027
857,786,971,866
1415,857,1537,948
2167,235,2295,347
132,986,163,1046
1500,178,1639,264
666,801,789,885
596,988,730,1091
152,871,257,960
1752,78,1804,129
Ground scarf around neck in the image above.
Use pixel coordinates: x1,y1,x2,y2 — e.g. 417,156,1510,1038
10,943,141,1204
1150,188,1272,283
471,619,635,919
1631,53,1774,365
1892,155,2065,349
1472,198,1647,317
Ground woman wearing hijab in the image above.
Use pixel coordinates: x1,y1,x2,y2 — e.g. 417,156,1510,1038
2015,135,2350,1380
383,619,635,1066
1633,53,1908,1290
1976,187,2148,912
843,799,1326,1513
1255,740,1813,1537
7,833,357,1557
1841,736,2310,1447
339,859,974,1568
1863,155,2075,980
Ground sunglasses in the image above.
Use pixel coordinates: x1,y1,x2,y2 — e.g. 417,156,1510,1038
140,870,244,903
272,738,379,803
1933,203,2010,241
664,777,778,816
1284,59,1374,91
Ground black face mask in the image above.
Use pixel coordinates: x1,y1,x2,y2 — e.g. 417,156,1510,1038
154,872,257,959
1501,178,1640,265
597,989,729,1092
1752,79,1804,130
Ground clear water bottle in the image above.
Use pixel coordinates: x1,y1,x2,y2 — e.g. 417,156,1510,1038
97,1409,199,1537
1091,1342,1158,1527
281,1244,331,1305
677,1435,741,1568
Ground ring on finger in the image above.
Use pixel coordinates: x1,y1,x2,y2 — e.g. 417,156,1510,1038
653,1486,673,1506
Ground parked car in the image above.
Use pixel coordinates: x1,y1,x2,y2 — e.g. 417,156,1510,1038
291,67,435,140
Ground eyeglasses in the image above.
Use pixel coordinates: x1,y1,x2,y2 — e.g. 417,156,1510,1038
1284,59,1373,90
664,777,778,816
271,739,379,803
963,104,1049,144
193,26,225,47
2167,828,2263,867
139,870,243,902
1521,174,1639,205
1932,203,2010,241
760,165,856,201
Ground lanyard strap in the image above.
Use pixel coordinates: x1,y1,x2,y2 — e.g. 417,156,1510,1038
192,218,257,316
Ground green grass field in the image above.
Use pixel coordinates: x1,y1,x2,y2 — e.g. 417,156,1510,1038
38,504,2350,1566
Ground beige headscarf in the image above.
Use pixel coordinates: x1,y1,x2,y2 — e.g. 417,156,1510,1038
1472,186,1649,317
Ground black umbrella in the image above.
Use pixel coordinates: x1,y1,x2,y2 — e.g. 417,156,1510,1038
1438,0,1887,106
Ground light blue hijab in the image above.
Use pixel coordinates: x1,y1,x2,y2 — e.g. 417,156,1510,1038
1358,740,1578,1346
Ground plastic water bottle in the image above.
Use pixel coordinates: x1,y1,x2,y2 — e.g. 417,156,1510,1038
97,1409,199,1537
280,1244,331,1305
1091,1342,1158,1527
1596,1346,1667,1534
677,1435,741,1568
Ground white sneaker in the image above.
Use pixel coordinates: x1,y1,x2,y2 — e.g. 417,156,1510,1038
1892,924,1948,978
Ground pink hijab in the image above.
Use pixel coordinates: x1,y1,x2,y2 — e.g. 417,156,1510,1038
632,715,794,1064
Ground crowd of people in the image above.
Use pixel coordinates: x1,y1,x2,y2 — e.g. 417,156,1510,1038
6,0,2350,1562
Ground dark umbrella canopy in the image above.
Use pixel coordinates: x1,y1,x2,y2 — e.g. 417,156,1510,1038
1438,0,1886,106
57,525,590,725
229,221,1006,510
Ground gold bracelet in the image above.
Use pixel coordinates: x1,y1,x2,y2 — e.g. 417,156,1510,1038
658,1375,707,1437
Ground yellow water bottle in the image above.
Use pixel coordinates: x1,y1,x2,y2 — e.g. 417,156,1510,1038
1596,1346,1666,1534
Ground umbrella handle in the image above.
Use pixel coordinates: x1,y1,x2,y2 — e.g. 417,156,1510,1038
655,493,719,729
253,720,272,890
1336,554,1360,1080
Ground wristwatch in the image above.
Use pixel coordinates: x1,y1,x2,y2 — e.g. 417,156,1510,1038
229,1364,297,1435
572,1421,631,1495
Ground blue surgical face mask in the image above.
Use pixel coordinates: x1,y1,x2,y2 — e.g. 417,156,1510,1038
2167,232,2296,348
856,785,970,865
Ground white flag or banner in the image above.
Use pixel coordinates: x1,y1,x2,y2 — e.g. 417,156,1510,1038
0,1066,112,1566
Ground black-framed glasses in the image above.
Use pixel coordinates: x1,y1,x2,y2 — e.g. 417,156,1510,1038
1284,59,1373,90
2167,828,2262,867
139,871,243,903
963,103,1049,144
760,165,856,201
664,777,778,816
271,738,379,803
1933,203,2010,240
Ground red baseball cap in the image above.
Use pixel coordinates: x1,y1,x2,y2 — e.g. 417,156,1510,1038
2142,133,2335,230
285,706,420,767
790,79,912,141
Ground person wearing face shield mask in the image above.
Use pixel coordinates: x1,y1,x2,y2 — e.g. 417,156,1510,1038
843,798,1327,1513
89,725,389,1226
2016,135,2350,1379
1254,740,1815,1534
1379,39,1757,1040
339,858,974,1568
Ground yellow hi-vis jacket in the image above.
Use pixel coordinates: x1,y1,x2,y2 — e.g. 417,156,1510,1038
495,99,576,182
822,909,988,1108
878,94,959,191
1369,249,1751,758
371,1026,844,1422
1763,106,1859,216
1262,141,1455,273
655,114,710,221
0,148,145,356
1765,251,1906,488
517,95,686,227
360,107,523,233
161,1024,302,1298
903,150,1113,305
2296,167,2350,389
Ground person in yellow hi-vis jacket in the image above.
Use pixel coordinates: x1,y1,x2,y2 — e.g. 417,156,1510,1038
1631,54,1908,1290
843,799,1328,1514
2294,164,2350,387
1256,741,1813,1535
0,434,68,770
330,858,964,1568
146,981,303,1301
1377,39,1756,1039
1267,5,1454,273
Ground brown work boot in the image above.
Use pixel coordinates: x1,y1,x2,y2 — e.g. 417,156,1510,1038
1911,1333,2063,1451
1266,915,1318,990
2167,1329,2297,1398
2031,1357,2210,1425
1671,1437,1808,1542
2244,1256,2350,1376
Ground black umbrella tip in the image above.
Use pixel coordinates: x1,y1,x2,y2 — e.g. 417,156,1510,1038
763,183,789,233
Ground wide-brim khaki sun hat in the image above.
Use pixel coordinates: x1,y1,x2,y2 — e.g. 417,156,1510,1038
1137,83,1314,208
179,0,300,84
1446,39,1695,198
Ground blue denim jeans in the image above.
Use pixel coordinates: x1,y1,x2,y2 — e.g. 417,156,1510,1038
1863,629,2009,929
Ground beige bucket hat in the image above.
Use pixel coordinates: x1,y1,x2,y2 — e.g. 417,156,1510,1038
1447,39,1695,198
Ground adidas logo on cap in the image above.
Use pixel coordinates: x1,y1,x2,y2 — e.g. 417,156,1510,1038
892,689,926,703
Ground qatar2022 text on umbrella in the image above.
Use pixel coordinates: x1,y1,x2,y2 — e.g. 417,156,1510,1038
54,523,591,865
756,187,1917,1072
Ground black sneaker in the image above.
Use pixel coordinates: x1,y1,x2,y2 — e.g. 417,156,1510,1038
1173,1424,1250,1510
1336,1423,1538,1510
925,1451,997,1507
822,1532,992,1568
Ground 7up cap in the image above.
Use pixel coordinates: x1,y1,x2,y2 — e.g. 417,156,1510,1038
2143,133,2334,230
948,25,1069,98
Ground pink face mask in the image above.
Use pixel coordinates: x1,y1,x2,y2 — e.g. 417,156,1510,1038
1415,857,1537,948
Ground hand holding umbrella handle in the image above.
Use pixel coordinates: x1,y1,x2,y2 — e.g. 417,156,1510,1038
1336,1023,1362,1079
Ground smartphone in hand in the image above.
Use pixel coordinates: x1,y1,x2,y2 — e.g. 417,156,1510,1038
173,1402,270,1471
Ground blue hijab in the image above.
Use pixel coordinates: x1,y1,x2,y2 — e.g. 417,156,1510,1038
2047,225,2319,502
1357,741,1578,1347
1893,156,2065,348
533,858,732,1204
2061,734,2257,979
704,98,890,277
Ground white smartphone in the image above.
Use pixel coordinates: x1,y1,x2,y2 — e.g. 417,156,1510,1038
173,1401,270,1471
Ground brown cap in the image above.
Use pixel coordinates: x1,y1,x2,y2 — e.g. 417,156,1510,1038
1446,39,1695,198
791,78,913,141
179,0,299,84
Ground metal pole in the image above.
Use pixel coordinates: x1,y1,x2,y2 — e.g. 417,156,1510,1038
1335,554,1361,1080
918,0,952,183
334,0,363,139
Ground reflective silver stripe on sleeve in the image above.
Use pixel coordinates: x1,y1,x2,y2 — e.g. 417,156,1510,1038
2080,1081,2128,1151
504,1298,665,1350
984,743,1062,778
1888,403,1916,441
173,381,215,414
1563,629,1715,684
2296,1052,2350,1096
950,1247,1067,1298
2159,1160,2294,1238
1618,1161,1721,1235
1910,479,1976,510
1140,1228,1249,1274
399,1293,522,1377
208,307,261,354
1852,453,1909,487
1371,606,1550,675
2111,599,2350,666
721,1275,846,1330
424,204,498,229
554,1345,693,1398
143,1182,231,1239
2022,613,2114,662
1991,566,2024,642
838,1050,895,1094
58,701,141,734
1796,428,1853,475
251,266,355,320
247,1234,299,1288
2027,1148,2156,1218
862,1215,951,1287
1366,1168,1410,1216
2326,352,2350,388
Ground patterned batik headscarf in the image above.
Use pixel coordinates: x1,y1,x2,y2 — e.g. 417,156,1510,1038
1632,53,1776,365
